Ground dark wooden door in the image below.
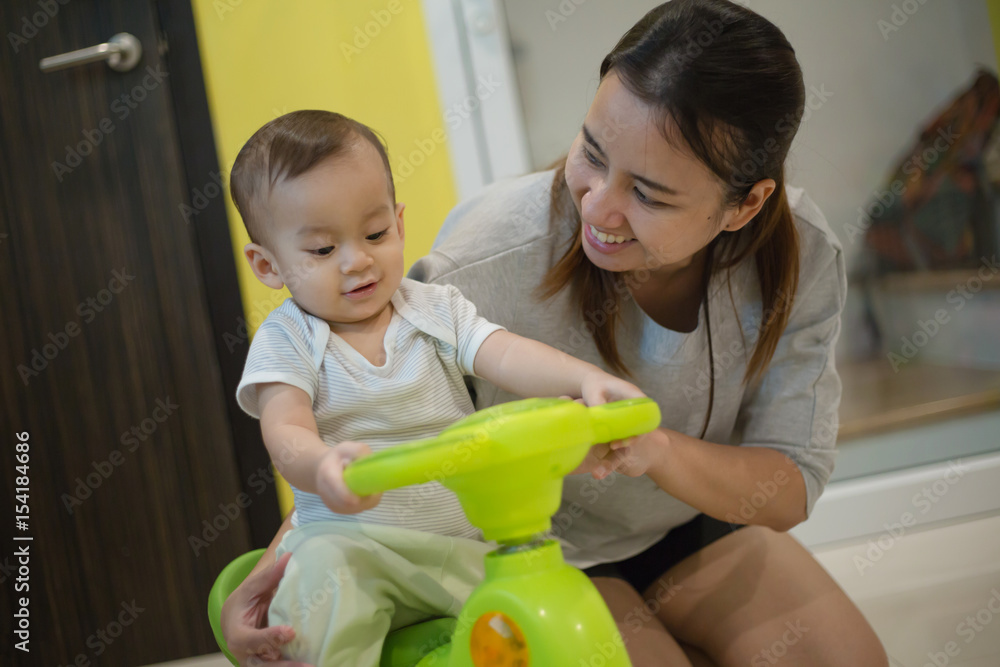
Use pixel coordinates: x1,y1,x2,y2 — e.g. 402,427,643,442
0,2,276,664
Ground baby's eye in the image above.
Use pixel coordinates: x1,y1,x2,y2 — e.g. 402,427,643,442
366,229,388,241
314,246,334,256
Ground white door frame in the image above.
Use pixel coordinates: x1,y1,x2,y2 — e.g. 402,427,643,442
422,0,532,201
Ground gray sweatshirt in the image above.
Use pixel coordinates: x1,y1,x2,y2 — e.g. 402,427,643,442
408,170,845,567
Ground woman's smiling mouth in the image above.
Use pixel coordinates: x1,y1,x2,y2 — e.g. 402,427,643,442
584,223,637,254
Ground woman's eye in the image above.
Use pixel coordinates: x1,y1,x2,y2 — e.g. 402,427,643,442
583,147,604,168
314,246,334,256
633,187,662,207
366,229,388,241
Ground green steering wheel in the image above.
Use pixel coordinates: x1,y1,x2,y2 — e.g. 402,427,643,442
343,397,660,543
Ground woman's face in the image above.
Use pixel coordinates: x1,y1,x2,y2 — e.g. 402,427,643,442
565,72,752,280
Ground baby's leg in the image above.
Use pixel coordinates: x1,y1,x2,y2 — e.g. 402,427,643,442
269,522,490,667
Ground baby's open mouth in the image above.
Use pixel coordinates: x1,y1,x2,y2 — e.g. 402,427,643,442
344,281,378,297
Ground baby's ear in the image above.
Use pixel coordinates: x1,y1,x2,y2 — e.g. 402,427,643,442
394,202,406,242
244,243,285,290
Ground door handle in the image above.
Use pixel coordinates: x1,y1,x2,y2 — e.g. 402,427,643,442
39,32,142,73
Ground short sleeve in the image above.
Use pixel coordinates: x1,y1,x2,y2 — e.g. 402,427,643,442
236,312,321,419
735,232,847,519
442,284,506,376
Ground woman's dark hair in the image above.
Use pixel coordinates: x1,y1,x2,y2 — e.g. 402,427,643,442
539,0,805,438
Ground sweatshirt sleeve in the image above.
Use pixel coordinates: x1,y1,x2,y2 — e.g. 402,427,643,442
734,227,846,519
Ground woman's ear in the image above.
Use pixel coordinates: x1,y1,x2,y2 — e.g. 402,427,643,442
244,243,285,290
722,178,777,232
394,202,406,242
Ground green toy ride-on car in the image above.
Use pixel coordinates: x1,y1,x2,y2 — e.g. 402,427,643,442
208,396,661,666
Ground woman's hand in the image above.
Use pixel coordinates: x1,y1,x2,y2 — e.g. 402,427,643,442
315,442,382,514
579,371,646,406
570,440,613,477
220,552,312,666
589,429,669,480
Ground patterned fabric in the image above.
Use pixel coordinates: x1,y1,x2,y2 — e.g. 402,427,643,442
864,69,1000,272
237,278,504,539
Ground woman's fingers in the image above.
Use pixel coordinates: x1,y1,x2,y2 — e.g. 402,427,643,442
249,552,292,600
221,553,301,664
239,625,295,664
570,442,613,476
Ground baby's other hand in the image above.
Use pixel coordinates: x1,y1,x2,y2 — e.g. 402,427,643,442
315,442,382,514
579,371,646,407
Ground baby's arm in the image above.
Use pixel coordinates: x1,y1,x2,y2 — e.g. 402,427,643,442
472,330,644,405
257,382,381,514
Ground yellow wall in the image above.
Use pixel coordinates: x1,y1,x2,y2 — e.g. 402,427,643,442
991,0,1000,66
191,0,458,516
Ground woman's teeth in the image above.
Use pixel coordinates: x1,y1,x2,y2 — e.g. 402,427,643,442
590,225,632,244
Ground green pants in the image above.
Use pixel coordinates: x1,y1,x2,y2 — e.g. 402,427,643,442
269,521,491,666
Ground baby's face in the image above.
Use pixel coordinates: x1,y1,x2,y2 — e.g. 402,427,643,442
263,141,404,331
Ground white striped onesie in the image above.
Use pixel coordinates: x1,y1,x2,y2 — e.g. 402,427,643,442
236,278,504,540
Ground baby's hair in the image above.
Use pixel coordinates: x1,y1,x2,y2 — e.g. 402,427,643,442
230,110,395,246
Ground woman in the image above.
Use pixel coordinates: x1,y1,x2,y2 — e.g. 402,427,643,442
222,1,887,664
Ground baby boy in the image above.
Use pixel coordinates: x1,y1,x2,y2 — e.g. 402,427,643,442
232,110,643,665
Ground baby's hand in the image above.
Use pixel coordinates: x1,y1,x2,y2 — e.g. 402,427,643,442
579,371,646,407
315,442,382,514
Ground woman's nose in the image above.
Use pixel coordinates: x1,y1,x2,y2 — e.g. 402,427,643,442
581,180,627,230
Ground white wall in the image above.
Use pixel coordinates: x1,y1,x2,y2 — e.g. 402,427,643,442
499,0,997,273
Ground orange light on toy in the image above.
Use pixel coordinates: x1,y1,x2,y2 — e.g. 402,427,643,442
469,612,530,666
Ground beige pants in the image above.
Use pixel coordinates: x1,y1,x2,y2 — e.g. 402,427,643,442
269,521,491,667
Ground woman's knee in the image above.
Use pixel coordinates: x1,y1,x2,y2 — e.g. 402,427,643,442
591,576,694,666
638,526,888,666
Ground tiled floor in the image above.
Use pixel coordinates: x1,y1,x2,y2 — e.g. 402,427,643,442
150,512,1000,667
